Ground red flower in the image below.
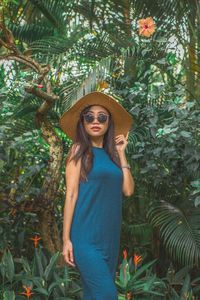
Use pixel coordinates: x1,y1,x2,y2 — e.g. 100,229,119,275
133,254,142,267
37,84,43,88
138,17,155,37
29,234,42,248
19,286,34,299
123,249,127,259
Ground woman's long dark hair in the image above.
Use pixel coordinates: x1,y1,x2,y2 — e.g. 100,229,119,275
66,104,121,182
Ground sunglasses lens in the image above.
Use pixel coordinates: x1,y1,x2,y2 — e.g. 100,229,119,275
83,113,109,123
84,114,94,123
98,114,108,123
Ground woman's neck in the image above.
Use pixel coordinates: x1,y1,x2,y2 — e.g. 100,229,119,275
90,138,104,148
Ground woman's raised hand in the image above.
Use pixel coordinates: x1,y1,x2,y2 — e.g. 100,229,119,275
62,239,76,267
115,131,129,152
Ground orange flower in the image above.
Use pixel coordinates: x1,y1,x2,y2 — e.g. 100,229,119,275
19,285,34,299
138,17,155,37
29,234,41,248
123,249,127,259
97,80,109,91
133,254,142,267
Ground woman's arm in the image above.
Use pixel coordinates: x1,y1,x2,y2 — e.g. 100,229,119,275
115,133,135,197
118,150,135,197
62,143,81,267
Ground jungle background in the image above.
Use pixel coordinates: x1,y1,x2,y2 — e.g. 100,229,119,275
0,0,200,299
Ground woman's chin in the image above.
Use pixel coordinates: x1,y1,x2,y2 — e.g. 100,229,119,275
88,131,105,138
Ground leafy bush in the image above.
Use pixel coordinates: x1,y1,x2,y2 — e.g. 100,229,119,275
0,248,82,299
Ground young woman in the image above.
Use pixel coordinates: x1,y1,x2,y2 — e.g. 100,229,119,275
59,91,135,300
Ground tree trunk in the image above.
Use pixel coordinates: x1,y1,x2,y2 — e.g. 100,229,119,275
35,117,63,254
186,4,197,99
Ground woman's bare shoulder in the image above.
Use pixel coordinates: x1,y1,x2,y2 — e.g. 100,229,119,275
71,142,81,153
66,142,81,163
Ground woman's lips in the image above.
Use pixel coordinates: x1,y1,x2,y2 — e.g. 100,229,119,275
91,127,101,131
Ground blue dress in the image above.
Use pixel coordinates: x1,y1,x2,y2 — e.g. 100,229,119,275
70,146,123,300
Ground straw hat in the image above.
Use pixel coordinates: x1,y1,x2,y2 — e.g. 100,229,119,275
59,91,133,141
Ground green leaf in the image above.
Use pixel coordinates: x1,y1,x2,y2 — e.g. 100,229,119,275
0,261,6,279
195,196,200,207
34,287,49,296
34,249,44,277
2,250,15,283
170,288,180,300
148,200,200,267
3,290,15,300
180,131,192,138
21,256,31,274
143,274,156,291
129,259,157,285
119,258,131,288
180,274,191,298
44,251,60,281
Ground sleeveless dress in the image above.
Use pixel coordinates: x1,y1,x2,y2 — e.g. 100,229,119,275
70,146,123,300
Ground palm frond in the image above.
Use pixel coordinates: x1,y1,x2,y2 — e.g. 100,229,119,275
29,28,86,55
127,126,150,156
79,31,118,60
56,56,112,115
29,0,66,30
3,118,37,140
2,96,41,139
147,200,200,267
10,23,54,43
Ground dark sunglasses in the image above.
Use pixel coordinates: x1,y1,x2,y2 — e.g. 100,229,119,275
82,113,109,123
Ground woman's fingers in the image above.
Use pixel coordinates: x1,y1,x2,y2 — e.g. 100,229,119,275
115,136,124,141
69,248,74,263
115,134,123,138
62,249,76,267
64,254,76,267
115,133,128,140
115,135,126,144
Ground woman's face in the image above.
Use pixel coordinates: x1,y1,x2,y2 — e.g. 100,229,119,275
82,105,110,138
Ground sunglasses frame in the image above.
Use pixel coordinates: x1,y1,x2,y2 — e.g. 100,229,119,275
82,113,109,124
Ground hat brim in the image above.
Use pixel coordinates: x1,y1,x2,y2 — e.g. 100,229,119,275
59,91,133,141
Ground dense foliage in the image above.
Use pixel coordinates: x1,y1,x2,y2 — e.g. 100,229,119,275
1,0,200,299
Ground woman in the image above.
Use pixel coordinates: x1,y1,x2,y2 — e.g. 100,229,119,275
59,91,135,300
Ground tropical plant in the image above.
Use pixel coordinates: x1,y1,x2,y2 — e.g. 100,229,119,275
0,248,82,299
116,249,166,299
1,1,200,298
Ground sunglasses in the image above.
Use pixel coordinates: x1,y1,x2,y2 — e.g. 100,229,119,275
82,113,109,124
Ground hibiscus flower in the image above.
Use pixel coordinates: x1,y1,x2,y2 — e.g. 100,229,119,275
138,17,155,37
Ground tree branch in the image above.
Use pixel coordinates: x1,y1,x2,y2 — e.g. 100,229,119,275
25,86,59,103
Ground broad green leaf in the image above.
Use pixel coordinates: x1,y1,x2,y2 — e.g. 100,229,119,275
129,259,157,285
180,274,191,298
34,249,44,277
2,250,15,283
148,200,200,267
119,258,131,288
21,256,31,274
3,290,15,300
44,251,60,281
34,287,49,296
0,261,6,279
